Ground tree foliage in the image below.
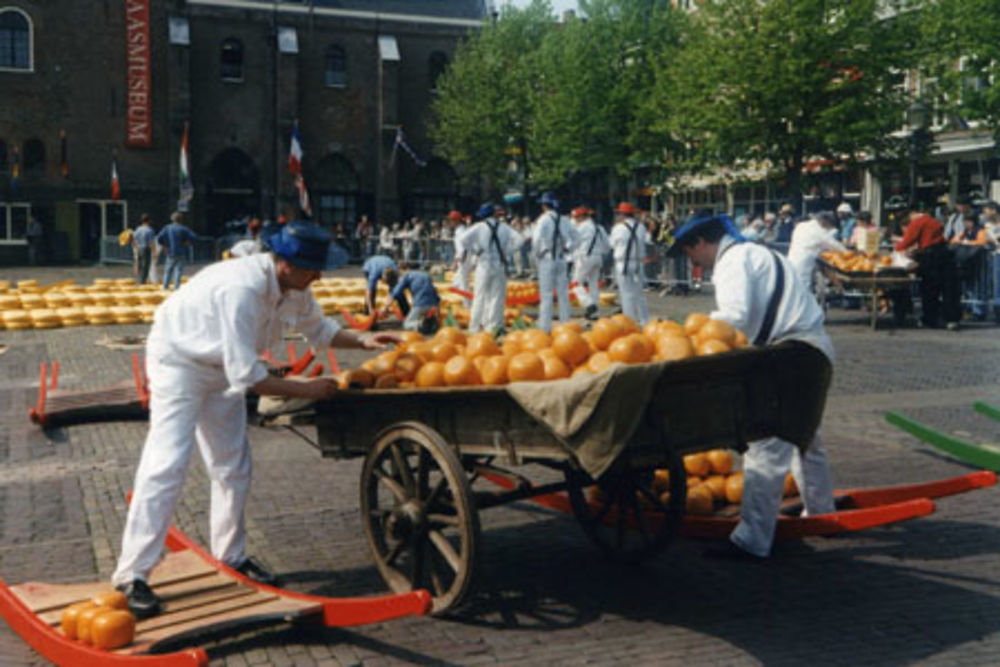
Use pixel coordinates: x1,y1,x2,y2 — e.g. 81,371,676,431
430,0,998,200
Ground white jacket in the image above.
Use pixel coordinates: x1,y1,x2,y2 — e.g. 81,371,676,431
148,254,339,393
532,210,579,261
459,218,525,269
710,236,834,362
787,219,846,282
610,218,648,274
574,218,610,261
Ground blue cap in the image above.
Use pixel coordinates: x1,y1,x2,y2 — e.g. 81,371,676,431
667,210,744,257
268,221,336,271
476,202,496,219
538,191,559,209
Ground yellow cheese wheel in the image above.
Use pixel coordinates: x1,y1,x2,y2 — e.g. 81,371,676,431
110,306,141,324
0,295,20,310
68,292,94,306
43,292,70,308
61,601,97,640
76,605,107,644
92,293,116,306
91,590,129,610
19,294,44,309
137,305,157,323
93,278,114,286
115,292,141,306
3,309,30,324
90,609,136,650
30,309,62,329
16,279,38,289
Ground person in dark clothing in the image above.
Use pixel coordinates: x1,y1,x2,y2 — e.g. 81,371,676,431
895,204,961,330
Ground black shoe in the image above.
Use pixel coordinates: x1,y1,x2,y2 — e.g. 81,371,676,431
234,557,282,586
703,540,765,562
117,579,162,619
584,305,598,321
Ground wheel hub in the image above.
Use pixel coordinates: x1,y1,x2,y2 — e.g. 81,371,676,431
386,500,425,542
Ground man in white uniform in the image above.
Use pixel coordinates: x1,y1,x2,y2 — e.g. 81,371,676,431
570,206,609,321
609,202,650,325
460,202,524,334
532,192,579,332
787,210,846,296
448,211,473,307
112,222,399,617
668,211,836,560
228,217,264,258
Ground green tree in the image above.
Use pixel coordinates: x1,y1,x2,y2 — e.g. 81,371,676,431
529,1,685,190
652,0,919,210
429,1,554,194
917,0,1000,135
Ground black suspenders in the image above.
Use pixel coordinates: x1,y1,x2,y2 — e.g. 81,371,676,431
754,250,786,346
550,212,562,260
488,220,507,271
587,223,604,256
623,222,639,273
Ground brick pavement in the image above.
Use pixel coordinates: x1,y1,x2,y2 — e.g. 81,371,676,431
0,263,999,665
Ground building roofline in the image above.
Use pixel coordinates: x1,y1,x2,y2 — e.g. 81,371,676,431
186,0,485,28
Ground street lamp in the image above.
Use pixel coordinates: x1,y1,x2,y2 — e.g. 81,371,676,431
906,99,932,206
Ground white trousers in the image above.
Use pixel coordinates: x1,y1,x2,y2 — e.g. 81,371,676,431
453,260,473,308
537,258,570,333
112,353,251,586
572,256,602,308
615,269,649,326
730,430,835,557
469,263,507,334
403,305,433,331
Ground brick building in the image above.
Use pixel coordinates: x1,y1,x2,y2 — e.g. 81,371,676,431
0,0,485,264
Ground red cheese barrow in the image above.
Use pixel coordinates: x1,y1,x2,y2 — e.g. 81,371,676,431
0,523,431,667
479,470,995,541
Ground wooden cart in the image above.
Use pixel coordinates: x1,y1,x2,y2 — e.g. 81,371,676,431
279,342,832,613
818,259,917,330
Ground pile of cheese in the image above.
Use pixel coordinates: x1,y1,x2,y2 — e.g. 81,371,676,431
0,278,168,330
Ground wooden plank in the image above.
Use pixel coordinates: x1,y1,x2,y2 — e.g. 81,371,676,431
119,596,321,655
36,574,245,626
14,550,214,615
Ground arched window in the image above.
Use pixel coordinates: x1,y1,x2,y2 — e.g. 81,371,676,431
22,138,44,174
0,8,32,71
324,45,346,87
220,38,243,81
0,139,7,174
429,51,448,91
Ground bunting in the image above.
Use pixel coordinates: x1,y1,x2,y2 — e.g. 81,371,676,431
391,126,427,168
288,122,311,217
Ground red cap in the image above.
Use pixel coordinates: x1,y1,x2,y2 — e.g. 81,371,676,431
447,210,463,222
616,202,636,215
571,206,593,218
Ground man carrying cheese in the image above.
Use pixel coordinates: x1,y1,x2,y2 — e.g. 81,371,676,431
112,221,399,618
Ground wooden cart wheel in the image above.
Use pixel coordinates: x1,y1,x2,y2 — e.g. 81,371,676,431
566,449,686,562
361,421,480,614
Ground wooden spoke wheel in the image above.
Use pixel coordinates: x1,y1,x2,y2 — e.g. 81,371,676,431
566,449,686,562
361,422,480,614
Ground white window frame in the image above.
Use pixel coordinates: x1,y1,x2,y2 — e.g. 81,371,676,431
0,202,31,244
0,6,33,73
76,199,129,238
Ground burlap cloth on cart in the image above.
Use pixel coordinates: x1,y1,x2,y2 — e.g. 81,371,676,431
257,363,663,479
505,364,663,478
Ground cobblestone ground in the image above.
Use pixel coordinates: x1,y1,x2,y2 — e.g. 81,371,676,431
1,263,999,666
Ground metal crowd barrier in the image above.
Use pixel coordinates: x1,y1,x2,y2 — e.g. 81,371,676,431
958,248,999,320
101,236,218,265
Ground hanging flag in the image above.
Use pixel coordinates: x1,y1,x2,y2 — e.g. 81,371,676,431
59,130,69,178
288,121,303,175
10,146,19,196
392,126,427,168
295,173,312,217
288,121,311,217
178,121,193,207
111,159,121,201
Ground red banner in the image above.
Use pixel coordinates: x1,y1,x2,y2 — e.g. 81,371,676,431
125,0,152,147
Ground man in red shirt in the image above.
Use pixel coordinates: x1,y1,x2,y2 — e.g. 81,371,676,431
895,203,961,330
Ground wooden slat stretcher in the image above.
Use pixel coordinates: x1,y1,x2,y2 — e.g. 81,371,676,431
0,524,432,667
480,470,996,541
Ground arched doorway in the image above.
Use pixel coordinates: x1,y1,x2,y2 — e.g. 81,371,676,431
205,148,260,237
405,158,457,220
313,153,360,234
